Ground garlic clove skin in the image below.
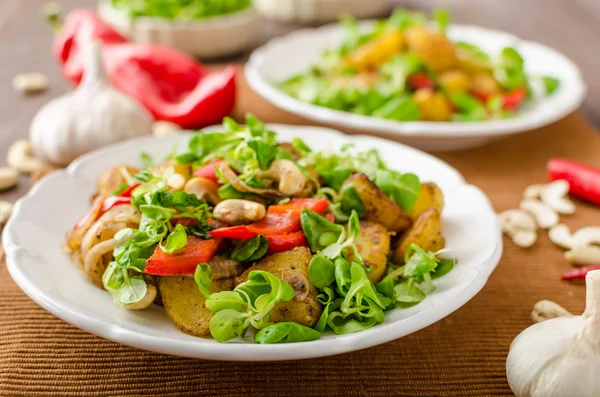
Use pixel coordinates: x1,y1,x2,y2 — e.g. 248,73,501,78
507,270,600,397
30,41,153,166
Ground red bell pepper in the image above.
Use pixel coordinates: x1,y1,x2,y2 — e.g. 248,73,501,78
325,212,336,223
209,225,258,240
502,86,527,110
194,159,225,183
51,10,236,129
100,196,131,215
145,236,222,275
562,265,600,281
247,211,302,235
270,198,329,215
118,182,141,198
267,232,308,254
548,159,600,206
407,73,435,91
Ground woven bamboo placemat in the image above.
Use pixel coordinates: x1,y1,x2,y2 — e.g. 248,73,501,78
1,78,598,396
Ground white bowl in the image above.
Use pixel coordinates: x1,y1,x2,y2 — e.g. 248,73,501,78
98,0,260,59
3,124,502,361
254,0,389,23
246,22,587,152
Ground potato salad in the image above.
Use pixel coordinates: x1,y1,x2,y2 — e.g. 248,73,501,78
65,115,455,344
280,8,559,123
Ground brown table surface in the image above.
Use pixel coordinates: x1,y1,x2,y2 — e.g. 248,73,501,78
1,1,600,396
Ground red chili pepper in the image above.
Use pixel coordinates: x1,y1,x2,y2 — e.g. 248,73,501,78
209,226,258,240
502,86,527,110
52,10,236,129
266,232,308,254
194,159,225,183
407,72,435,91
145,236,222,276
270,198,329,215
118,182,141,198
562,265,600,281
548,159,600,206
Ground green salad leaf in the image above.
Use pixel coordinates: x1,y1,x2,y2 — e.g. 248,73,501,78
110,0,251,20
194,263,213,299
255,322,321,344
231,235,269,262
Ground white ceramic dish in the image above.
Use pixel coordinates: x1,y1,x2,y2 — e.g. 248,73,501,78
98,0,260,58
253,0,389,23
246,22,587,152
4,124,502,361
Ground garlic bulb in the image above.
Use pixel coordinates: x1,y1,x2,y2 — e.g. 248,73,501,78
506,270,600,397
30,40,152,166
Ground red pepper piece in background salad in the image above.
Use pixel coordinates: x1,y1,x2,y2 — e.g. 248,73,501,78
501,86,527,110
145,236,222,276
49,9,236,129
266,232,308,254
194,159,225,183
548,159,600,206
407,72,435,91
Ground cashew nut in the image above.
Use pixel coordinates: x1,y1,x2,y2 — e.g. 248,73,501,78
7,140,43,173
572,227,600,247
213,199,266,225
184,177,220,205
0,167,18,190
549,224,574,249
261,159,307,196
565,245,600,266
0,201,13,227
167,173,186,190
12,72,49,95
152,121,181,137
523,183,545,199
498,209,538,248
520,199,559,229
126,284,157,311
539,180,575,215
531,300,571,323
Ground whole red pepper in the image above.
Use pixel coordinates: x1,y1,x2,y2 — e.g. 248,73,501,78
51,10,236,129
548,159,600,206
562,265,600,281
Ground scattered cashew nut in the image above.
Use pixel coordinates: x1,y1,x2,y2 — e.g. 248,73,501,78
539,180,576,215
572,227,600,247
7,140,43,173
0,167,18,191
520,199,559,229
523,184,545,199
549,223,574,249
531,300,572,323
152,121,181,137
126,284,157,311
0,201,14,228
12,72,49,95
499,209,538,248
565,245,600,266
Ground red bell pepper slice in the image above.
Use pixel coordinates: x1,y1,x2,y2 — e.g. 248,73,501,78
118,182,141,198
270,198,329,215
407,72,435,91
52,10,237,129
502,86,527,110
548,158,600,206
194,159,225,183
325,212,336,223
100,196,131,215
145,236,222,276
267,232,308,254
247,211,302,235
209,226,258,240
562,265,600,281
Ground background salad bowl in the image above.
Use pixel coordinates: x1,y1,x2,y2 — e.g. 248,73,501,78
3,124,502,361
245,22,586,152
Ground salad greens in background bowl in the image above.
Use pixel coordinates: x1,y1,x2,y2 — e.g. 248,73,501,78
98,0,260,58
3,120,502,360
246,8,586,152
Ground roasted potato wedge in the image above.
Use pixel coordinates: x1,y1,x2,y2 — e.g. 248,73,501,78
348,221,390,283
393,207,445,264
343,173,412,233
408,182,445,220
159,276,234,337
235,247,322,328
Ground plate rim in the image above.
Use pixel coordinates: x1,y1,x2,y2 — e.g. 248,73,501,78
3,125,503,361
245,21,587,138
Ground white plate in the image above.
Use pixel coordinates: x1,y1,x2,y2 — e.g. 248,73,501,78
245,22,587,152
98,0,260,59
3,124,502,361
